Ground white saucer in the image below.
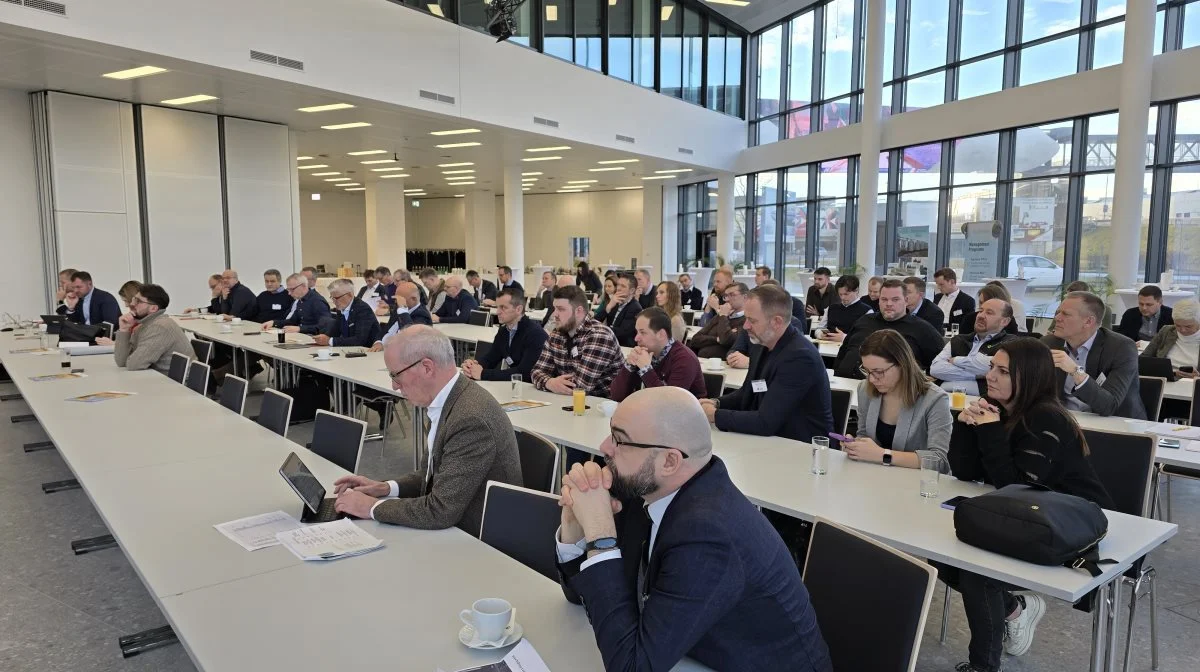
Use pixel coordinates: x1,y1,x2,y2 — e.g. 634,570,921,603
458,621,523,650
705,365,725,372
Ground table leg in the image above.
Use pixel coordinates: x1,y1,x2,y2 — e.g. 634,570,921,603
1106,577,1123,672
1090,580,1112,672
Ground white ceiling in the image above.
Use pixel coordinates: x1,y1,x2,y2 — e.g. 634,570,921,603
0,24,711,198
700,0,817,34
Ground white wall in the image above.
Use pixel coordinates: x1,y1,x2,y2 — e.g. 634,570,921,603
224,117,296,279
0,88,45,319
406,198,466,250
299,190,367,270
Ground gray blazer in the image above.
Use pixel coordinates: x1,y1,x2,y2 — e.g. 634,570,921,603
113,310,194,374
1042,328,1146,419
855,382,952,470
373,375,522,536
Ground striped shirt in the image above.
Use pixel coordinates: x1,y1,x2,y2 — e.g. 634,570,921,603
531,315,623,398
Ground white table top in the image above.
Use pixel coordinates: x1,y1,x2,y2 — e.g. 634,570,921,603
1070,412,1200,471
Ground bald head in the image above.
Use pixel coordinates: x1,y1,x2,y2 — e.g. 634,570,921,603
614,387,713,463
221,269,239,289
397,280,420,309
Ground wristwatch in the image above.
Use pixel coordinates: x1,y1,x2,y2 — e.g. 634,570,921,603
882,450,893,467
585,537,619,553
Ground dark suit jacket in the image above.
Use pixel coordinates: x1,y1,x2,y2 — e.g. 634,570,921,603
597,299,643,348
382,304,433,337
716,326,833,442
792,296,806,320
1117,305,1174,342
373,376,522,536
834,313,945,377
1042,328,1146,419
57,288,121,326
434,291,479,324
637,288,656,310
219,282,259,320
531,288,555,311
323,298,381,348
934,291,976,326
355,282,382,301
469,279,497,305
478,316,549,382
559,457,832,672
912,298,946,332
277,289,329,334
500,279,524,295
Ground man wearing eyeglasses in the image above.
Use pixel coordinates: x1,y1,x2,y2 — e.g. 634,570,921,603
554,387,833,672
312,278,381,348
263,272,327,334
113,284,194,374
833,278,945,378
331,326,522,535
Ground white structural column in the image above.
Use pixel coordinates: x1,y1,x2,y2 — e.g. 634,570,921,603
503,167,525,273
365,180,407,269
855,0,886,278
715,172,735,263
1107,0,1155,287
643,186,665,278
662,186,680,271
466,190,498,273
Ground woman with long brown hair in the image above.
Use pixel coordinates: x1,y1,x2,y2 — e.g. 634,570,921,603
942,337,1112,672
654,281,687,342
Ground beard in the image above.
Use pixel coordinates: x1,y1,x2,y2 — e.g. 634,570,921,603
556,315,578,334
605,453,658,501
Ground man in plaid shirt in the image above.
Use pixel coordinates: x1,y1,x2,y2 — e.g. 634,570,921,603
532,285,623,398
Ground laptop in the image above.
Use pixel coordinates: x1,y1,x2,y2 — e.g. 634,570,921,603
1138,356,1177,382
40,314,65,335
278,452,347,523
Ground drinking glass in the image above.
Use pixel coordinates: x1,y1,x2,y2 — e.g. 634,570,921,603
510,374,523,400
920,454,941,498
950,322,960,337
811,437,830,475
950,385,967,411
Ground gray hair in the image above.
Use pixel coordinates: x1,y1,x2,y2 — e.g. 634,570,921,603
1173,298,1199,322
327,278,354,295
1066,291,1105,321
286,272,305,284
394,325,456,369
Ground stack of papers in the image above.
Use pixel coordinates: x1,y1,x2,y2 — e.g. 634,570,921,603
274,519,384,561
1125,420,1200,441
214,511,303,551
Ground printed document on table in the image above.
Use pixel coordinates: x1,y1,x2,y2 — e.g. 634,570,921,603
441,640,553,672
275,518,384,561
214,511,303,551
1126,420,1200,441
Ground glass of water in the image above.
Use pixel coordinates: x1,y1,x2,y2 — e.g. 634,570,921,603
811,436,830,475
510,374,523,400
920,454,941,498
949,322,960,337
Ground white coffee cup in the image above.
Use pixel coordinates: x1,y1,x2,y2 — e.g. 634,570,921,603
706,357,722,370
219,324,233,333
459,598,512,643
599,399,619,418
316,348,332,360
231,317,242,325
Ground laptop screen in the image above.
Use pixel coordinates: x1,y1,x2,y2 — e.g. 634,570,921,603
279,452,325,514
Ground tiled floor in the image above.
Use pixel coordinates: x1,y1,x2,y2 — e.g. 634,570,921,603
0,383,1196,671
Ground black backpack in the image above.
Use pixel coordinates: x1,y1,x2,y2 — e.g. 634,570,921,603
953,484,1114,576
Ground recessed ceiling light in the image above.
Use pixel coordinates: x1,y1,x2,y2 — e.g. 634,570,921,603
311,172,341,176
297,103,356,112
430,128,481,136
661,5,674,21
103,66,167,80
360,159,398,165
345,187,365,191
298,164,330,170
522,156,561,162
526,146,571,152
567,180,598,184
348,149,387,156
655,168,694,174
311,193,321,201
438,162,475,168
372,167,408,172
522,172,543,176
558,188,585,193
454,194,465,198
641,175,675,180
522,178,538,182
428,4,445,18
322,122,372,130
447,181,476,185
297,156,314,161
589,167,626,172
379,174,411,179
436,141,482,148
615,186,644,190
705,0,750,6
325,178,351,182
404,189,425,194
342,183,361,186
442,169,475,175
598,158,640,164
160,94,218,106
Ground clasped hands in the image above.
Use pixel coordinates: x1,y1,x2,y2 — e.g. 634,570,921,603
559,461,622,548
958,397,1001,426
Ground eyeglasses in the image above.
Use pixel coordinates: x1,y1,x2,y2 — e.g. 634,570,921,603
285,284,304,293
858,363,896,380
330,292,351,301
130,296,150,306
388,358,424,381
610,434,690,459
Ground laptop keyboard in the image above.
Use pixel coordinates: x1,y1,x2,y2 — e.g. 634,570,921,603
312,497,345,523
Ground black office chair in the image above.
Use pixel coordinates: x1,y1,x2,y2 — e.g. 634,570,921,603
191,338,212,365
1139,376,1166,422
255,388,293,438
468,310,492,327
702,372,725,398
167,352,190,384
478,481,562,581
830,388,852,436
474,340,492,365
515,428,560,494
1082,429,1159,672
184,362,210,396
1161,380,1200,521
307,410,367,473
803,518,935,672
218,374,248,415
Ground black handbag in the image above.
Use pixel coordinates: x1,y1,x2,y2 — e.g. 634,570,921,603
953,484,1115,576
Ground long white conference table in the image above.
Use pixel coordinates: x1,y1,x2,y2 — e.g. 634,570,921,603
168,316,1180,672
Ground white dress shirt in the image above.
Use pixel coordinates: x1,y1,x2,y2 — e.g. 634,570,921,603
930,331,1003,395
81,290,94,325
1063,331,1098,412
554,489,679,571
937,290,960,323
379,305,410,345
370,372,460,520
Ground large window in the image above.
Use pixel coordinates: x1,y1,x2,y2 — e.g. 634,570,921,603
678,181,718,267
1160,98,1200,282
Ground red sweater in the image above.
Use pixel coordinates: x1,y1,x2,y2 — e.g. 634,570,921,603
609,342,709,402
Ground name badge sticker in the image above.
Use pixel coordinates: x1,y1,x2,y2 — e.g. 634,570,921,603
751,380,768,393
571,347,580,358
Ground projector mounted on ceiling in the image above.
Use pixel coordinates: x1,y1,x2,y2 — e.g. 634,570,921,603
486,0,529,42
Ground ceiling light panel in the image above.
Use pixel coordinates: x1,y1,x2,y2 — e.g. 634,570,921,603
298,164,330,170
345,187,365,191
311,172,341,176
615,186,644,190
522,156,561,162
297,103,355,112
522,172,543,176
655,168,694,174
379,174,411,179
160,94,218,106
589,167,625,172
103,66,167,80
442,169,475,175
436,141,482,148
325,178,351,182
322,122,372,130
347,150,387,155
567,180,598,184
526,146,571,152
371,167,407,172
641,175,675,180
598,158,641,164
296,156,313,161
430,128,481,136
360,159,398,165
438,162,475,168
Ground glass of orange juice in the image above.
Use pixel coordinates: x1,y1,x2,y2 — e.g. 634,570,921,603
572,388,587,416
950,385,967,410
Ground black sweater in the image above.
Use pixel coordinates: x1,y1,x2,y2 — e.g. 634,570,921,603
256,289,294,324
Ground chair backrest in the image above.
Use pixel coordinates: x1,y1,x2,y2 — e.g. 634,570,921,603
831,388,853,435
191,338,212,364
256,388,293,438
803,518,936,672
1082,428,1156,517
702,372,725,399
474,340,492,365
478,481,562,580
309,410,367,473
1192,378,1200,426
218,374,249,415
167,352,189,383
515,428,560,493
468,310,492,327
184,361,210,396
1139,376,1166,422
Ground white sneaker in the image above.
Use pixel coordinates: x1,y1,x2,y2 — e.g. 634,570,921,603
1003,594,1046,657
